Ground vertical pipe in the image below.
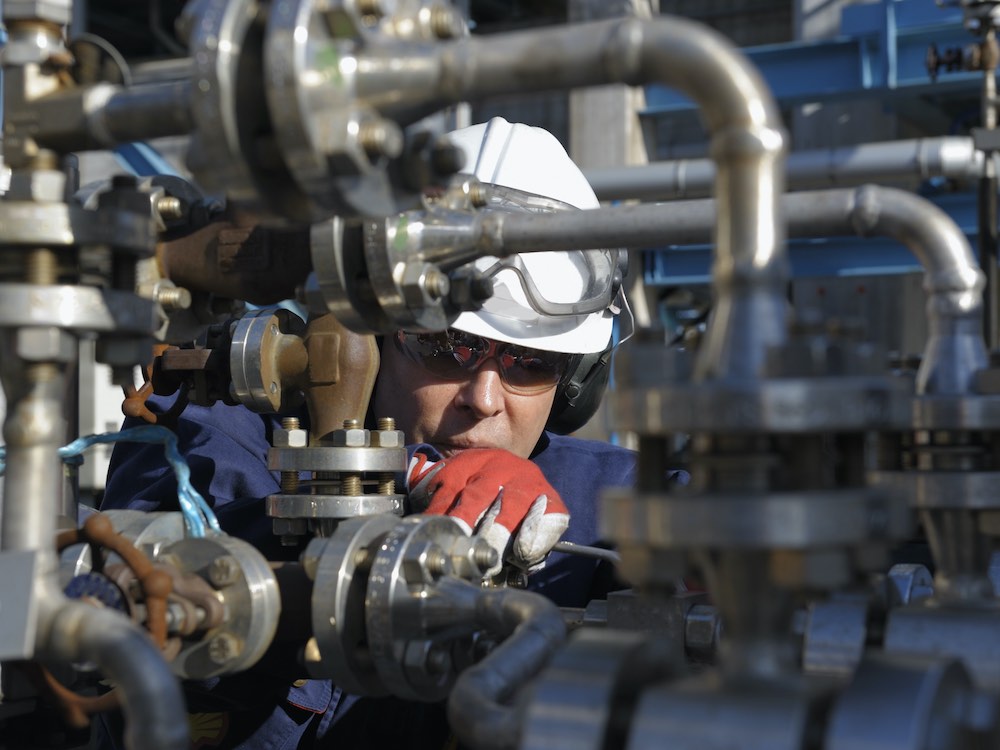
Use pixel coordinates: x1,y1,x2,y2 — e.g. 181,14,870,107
980,30,999,350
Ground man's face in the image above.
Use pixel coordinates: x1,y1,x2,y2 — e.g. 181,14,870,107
373,335,558,459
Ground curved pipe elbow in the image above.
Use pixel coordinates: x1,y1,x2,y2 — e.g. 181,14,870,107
447,588,566,750
42,602,188,750
848,185,987,395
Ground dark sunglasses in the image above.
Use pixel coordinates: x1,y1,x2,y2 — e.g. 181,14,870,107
394,329,571,395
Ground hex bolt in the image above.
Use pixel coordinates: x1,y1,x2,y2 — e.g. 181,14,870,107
358,119,404,160
471,539,498,574
27,247,57,284
207,555,240,588
280,416,302,493
469,182,488,207
425,546,449,578
155,285,192,311
373,418,397,494
684,604,721,657
156,195,184,221
207,632,242,665
430,5,461,38
423,269,451,301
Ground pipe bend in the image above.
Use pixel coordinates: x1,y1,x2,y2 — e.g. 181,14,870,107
42,601,188,750
447,588,566,750
851,185,984,314
850,184,987,395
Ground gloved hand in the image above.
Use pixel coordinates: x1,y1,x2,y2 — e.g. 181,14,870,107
406,448,569,577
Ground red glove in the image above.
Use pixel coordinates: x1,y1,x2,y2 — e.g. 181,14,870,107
406,448,570,577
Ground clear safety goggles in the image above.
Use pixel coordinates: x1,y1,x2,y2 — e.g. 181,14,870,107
394,329,572,395
478,185,626,317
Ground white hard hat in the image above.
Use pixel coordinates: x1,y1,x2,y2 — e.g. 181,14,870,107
445,117,617,355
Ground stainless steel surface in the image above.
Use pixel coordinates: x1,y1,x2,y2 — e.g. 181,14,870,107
267,445,407,473
802,597,868,678
884,605,1000,692
609,375,912,434
305,515,400,691
266,493,404,518
520,629,677,750
602,489,911,550
0,550,40,659
625,676,815,750
42,601,189,750
584,137,987,201
186,0,262,207
0,285,156,334
158,534,280,679
824,654,998,750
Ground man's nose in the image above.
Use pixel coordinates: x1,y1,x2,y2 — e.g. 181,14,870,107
455,360,505,417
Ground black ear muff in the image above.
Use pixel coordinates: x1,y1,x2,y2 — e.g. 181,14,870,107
545,344,614,435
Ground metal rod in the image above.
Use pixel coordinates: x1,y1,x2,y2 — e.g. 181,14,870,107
552,541,621,564
584,137,986,202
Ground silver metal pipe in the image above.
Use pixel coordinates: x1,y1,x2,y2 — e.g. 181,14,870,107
96,80,194,144
1,350,186,748
844,186,987,395
483,186,984,395
0,358,66,597
448,587,566,750
41,601,188,750
584,137,985,202
383,16,787,381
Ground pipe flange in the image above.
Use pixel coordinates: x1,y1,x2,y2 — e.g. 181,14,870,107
267,445,407,473
521,629,678,750
187,0,294,212
365,515,484,701
156,534,280,679
266,493,403,519
0,284,156,334
602,488,912,550
871,470,1000,511
60,510,186,582
229,307,307,413
909,393,1000,430
264,0,431,218
0,201,152,253
305,514,400,693
610,376,912,434
826,654,996,748
627,677,816,750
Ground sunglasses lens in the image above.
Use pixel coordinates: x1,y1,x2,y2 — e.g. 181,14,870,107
396,331,569,394
395,331,475,380
498,348,570,393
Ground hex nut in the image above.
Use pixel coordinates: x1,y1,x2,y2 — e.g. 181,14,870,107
207,555,240,588
273,428,309,448
7,170,66,203
16,327,75,362
400,263,442,310
886,563,934,606
207,632,243,665
330,428,370,448
684,604,721,655
371,429,404,448
5,1,72,24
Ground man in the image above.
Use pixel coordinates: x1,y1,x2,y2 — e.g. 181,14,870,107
98,117,636,748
